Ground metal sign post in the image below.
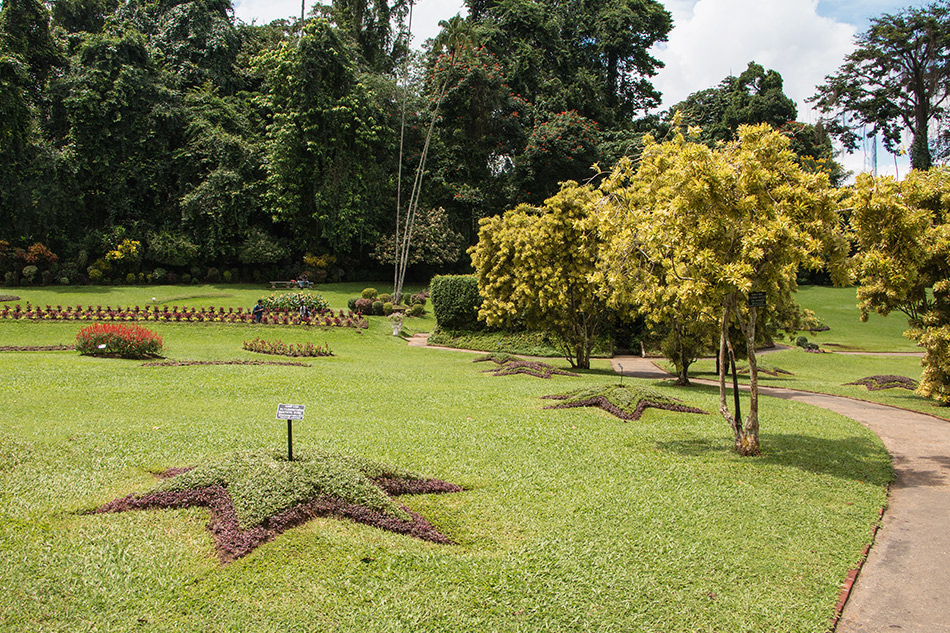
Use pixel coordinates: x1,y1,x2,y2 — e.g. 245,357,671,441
276,404,305,461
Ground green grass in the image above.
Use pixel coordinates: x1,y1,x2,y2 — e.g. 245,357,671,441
687,349,944,418
0,284,893,632
788,285,918,352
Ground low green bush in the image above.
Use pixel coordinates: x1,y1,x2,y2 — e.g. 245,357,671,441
361,287,378,299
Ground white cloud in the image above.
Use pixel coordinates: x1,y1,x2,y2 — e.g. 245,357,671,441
653,0,856,119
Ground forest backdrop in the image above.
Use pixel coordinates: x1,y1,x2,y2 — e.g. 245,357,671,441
0,0,841,286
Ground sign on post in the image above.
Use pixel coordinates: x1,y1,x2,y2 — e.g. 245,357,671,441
276,404,305,461
748,292,766,308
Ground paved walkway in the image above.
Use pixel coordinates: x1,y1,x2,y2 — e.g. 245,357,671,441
611,355,950,632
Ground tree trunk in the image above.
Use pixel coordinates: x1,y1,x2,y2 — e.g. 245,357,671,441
737,306,761,456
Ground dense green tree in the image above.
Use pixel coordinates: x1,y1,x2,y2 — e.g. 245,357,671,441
174,85,265,259
0,0,62,95
671,62,797,146
319,0,409,72
255,18,395,258
55,27,183,234
51,0,119,33
811,1,950,170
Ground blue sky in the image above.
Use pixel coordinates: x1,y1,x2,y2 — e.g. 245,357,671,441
231,0,933,177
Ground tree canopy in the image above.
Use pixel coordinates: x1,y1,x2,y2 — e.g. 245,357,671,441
597,125,848,455
811,0,950,170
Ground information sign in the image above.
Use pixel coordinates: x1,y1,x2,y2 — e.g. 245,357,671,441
748,292,766,308
276,404,305,420
276,404,305,460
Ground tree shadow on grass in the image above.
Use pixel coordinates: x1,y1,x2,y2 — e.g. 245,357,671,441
656,433,894,487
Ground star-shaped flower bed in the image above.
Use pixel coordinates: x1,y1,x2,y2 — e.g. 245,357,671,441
91,449,461,563
737,362,792,377
542,384,708,421
472,353,525,365
481,359,579,379
844,375,920,391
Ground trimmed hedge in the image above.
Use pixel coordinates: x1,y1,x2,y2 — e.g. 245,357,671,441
430,275,483,331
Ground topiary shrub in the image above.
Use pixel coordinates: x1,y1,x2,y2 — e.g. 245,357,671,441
410,292,428,306
361,287,378,299
382,302,394,315
372,300,384,315
347,297,358,311
430,275,483,331
354,298,373,314
408,303,425,317
795,335,809,348
206,267,221,283
378,293,392,303
76,323,164,359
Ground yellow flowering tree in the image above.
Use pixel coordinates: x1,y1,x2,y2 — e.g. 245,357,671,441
848,168,950,403
598,124,847,455
469,182,607,369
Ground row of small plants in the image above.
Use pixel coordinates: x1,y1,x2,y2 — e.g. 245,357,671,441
347,287,428,317
243,337,333,357
0,303,368,328
75,323,164,359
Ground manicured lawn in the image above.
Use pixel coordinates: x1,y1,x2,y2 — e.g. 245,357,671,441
0,285,892,632
788,285,918,352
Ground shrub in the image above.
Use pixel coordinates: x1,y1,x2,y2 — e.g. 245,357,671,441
181,273,192,285
361,287,378,299
259,292,329,313
347,297,358,311
222,270,232,283
125,273,136,284
410,292,428,306
430,275,483,330
795,335,809,348
372,300,384,315
206,267,221,283
147,231,199,267
152,268,167,283
238,228,283,264
382,302,394,315
354,298,373,314
75,323,164,359
408,303,425,317
378,293,392,303
4,271,17,286
21,265,38,284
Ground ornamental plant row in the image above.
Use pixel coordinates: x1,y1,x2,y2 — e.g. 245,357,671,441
0,304,368,329
243,337,333,358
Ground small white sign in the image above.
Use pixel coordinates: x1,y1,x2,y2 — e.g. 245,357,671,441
276,404,305,420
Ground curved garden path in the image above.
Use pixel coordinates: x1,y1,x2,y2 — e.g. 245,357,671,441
612,355,950,632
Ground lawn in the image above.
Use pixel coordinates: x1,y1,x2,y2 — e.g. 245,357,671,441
786,285,918,352
0,284,892,632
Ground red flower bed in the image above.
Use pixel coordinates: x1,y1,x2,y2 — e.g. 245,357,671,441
0,303,368,329
76,323,164,359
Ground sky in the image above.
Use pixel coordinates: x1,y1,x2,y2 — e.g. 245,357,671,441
231,0,932,179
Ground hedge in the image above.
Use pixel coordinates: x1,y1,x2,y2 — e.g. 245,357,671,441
430,275,483,331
